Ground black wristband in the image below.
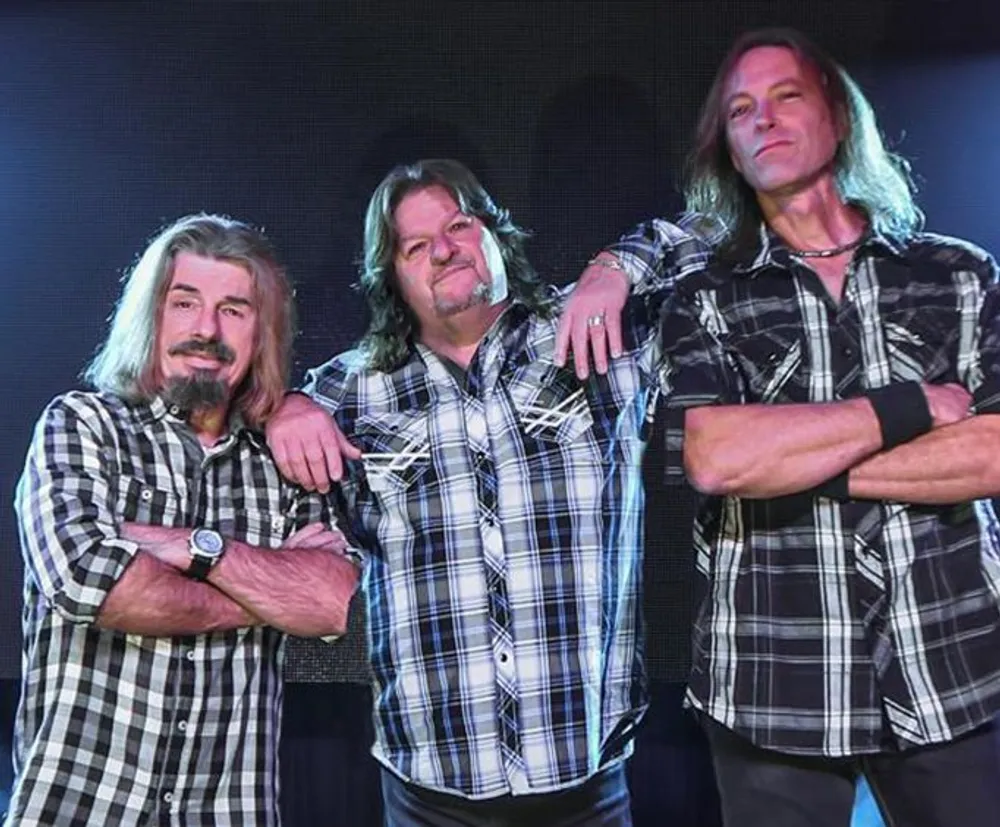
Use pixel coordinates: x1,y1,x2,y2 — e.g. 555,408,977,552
813,471,850,500
864,381,932,451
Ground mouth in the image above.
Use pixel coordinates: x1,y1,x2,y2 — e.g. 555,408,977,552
181,353,225,369
755,140,792,157
433,263,476,285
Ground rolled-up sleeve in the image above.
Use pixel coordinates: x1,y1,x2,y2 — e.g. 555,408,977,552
14,397,139,624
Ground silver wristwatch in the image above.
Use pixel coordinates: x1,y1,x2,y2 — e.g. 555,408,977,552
187,528,225,581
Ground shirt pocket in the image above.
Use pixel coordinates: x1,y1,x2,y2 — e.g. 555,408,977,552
506,361,595,445
882,313,957,384
112,474,183,526
727,330,804,403
354,410,432,493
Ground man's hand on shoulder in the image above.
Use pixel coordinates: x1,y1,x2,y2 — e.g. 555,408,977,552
554,255,629,380
265,392,361,492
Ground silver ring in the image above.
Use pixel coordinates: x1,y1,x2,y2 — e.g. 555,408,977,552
586,313,606,328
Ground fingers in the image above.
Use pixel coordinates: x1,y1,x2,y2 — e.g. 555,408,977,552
572,318,591,379
554,313,573,368
604,311,624,361
334,428,363,461
270,436,305,487
303,445,332,494
286,446,324,492
282,522,326,547
588,321,610,375
271,431,357,493
284,524,348,552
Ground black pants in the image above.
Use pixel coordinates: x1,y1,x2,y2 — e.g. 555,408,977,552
702,716,1000,827
380,764,632,827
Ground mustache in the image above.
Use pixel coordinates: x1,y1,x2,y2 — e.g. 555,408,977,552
433,257,476,278
167,339,236,364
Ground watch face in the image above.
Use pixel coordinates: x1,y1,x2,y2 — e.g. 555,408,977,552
192,528,225,557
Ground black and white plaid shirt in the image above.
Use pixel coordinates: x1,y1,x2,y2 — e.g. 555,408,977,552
622,220,1000,756
10,391,331,826
301,232,710,800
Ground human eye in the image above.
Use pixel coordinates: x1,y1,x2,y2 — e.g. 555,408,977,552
448,217,472,233
403,240,427,259
728,102,750,120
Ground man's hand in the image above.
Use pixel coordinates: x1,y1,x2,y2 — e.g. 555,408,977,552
554,255,630,379
282,522,349,554
120,522,189,569
265,393,361,492
923,383,973,429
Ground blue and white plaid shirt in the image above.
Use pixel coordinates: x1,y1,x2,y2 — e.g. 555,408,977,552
302,228,709,799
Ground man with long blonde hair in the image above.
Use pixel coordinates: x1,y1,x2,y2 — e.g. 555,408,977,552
7,214,358,826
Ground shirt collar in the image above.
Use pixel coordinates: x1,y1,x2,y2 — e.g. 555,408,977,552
138,394,263,449
732,222,908,277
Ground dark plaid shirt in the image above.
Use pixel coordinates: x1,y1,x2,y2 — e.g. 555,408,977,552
11,391,331,826
300,232,711,800
621,220,1000,756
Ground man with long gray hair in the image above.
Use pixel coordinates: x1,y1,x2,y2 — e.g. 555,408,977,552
264,159,711,825
578,26,1000,827
7,214,358,826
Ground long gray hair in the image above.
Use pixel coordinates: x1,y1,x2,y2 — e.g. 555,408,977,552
83,214,293,429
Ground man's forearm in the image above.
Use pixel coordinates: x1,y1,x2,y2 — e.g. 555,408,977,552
208,542,358,638
849,415,1000,504
684,398,882,498
121,523,358,638
97,552,259,635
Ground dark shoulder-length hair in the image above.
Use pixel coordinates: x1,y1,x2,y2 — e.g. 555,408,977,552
83,213,294,429
684,27,923,259
356,158,553,372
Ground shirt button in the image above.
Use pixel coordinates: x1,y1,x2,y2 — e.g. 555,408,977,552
186,650,195,661
140,488,153,502
499,652,509,664
177,720,188,732
842,345,854,358
163,792,173,803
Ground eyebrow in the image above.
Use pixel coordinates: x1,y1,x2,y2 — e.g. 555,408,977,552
724,76,802,108
169,283,254,307
397,210,469,244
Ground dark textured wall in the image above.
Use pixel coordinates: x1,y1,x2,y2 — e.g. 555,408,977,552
2,0,998,685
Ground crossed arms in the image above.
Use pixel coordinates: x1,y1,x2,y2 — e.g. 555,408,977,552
16,395,358,640
665,287,1000,506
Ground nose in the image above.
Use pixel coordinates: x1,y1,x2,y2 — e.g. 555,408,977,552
192,306,221,340
754,100,776,131
429,233,457,264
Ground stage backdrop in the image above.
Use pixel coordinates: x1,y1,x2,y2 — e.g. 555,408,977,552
1,0,998,688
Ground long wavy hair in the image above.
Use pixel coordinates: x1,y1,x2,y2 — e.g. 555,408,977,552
83,214,294,429
684,27,923,259
357,158,553,372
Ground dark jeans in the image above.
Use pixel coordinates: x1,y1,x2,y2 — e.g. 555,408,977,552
381,764,632,827
702,716,1000,827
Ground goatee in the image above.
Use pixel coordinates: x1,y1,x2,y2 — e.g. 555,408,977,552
162,371,228,413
